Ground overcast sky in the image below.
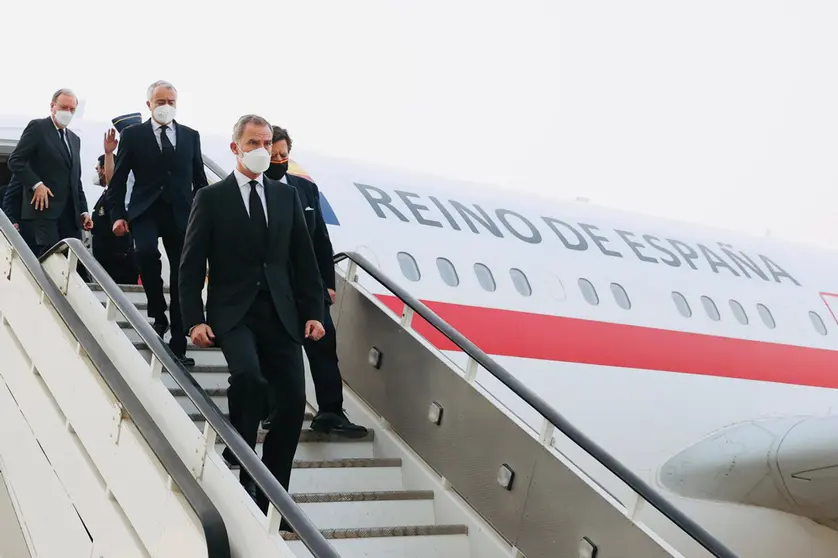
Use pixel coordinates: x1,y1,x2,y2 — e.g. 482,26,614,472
6,0,838,248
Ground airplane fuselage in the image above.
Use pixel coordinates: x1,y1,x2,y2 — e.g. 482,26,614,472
3,115,838,557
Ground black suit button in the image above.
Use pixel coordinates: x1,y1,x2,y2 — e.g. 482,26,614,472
256,281,261,287
263,263,267,268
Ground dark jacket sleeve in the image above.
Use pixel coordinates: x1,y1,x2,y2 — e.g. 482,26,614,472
289,187,325,326
179,187,212,333
7,120,43,191
308,181,336,291
192,130,209,193
107,128,134,222
2,177,22,224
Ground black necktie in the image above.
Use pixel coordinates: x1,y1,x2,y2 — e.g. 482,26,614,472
160,124,175,166
249,180,268,244
58,128,71,160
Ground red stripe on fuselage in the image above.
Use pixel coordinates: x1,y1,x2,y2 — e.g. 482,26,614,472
375,295,838,390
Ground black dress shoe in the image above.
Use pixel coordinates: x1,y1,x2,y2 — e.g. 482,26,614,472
177,355,195,367
152,317,170,338
310,410,368,438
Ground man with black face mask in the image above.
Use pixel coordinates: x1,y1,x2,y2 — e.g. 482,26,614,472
262,126,368,438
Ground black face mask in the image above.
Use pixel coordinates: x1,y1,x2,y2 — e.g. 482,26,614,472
265,161,288,181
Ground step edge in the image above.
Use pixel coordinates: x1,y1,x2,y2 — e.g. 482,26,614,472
292,490,434,503
281,524,468,541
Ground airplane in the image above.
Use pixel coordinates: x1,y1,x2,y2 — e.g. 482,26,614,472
2,106,838,558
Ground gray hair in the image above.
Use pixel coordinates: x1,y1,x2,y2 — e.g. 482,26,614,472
51,88,78,104
146,80,177,101
232,115,272,142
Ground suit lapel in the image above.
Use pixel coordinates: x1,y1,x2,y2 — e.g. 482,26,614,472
264,178,282,253
173,121,182,155
143,120,163,159
223,174,249,224
45,118,71,167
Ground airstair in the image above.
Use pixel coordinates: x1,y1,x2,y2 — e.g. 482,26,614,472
0,208,739,558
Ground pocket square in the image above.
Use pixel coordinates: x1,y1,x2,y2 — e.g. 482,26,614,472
304,206,314,211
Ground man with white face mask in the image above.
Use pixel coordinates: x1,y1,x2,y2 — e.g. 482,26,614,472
179,114,325,523
107,80,209,366
7,88,92,256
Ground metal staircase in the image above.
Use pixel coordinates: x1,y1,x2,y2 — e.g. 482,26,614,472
0,205,741,557
91,282,483,557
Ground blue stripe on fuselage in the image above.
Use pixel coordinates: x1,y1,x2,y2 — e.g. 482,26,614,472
319,191,340,225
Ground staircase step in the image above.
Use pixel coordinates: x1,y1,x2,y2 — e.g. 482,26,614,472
289,459,404,493
283,525,470,558
186,410,317,422
88,283,162,293
217,428,375,461
293,490,436,529
162,366,230,389
227,457,402,490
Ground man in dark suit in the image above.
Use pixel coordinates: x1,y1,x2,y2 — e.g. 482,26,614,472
91,150,139,285
7,89,93,255
263,125,367,438
108,81,208,366
179,115,325,519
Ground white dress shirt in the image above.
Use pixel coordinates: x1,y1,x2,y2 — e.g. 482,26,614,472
234,169,268,225
151,118,177,150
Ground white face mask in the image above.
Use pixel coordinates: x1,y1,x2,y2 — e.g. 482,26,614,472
92,175,101,186
239,147,271,174
54,110,73,127
153,104,176,125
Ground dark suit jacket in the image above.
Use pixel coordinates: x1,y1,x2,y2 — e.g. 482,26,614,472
285,174,336,293
179,173,324,342
107,119,208,230
1,175,22,224
92,189,133,262
7,117,88,223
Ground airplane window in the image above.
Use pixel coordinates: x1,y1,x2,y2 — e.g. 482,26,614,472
672,292,692,317
578,278,599,306
474,263,496,292
436,258,459,287
610,283,631,310
701,296,721,321
729,299,748,325
509,268,532,297
397,252,421,282
756,303,776,329
809,311,828,336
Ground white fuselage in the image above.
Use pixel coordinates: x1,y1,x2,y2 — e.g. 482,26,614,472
3,115,838,557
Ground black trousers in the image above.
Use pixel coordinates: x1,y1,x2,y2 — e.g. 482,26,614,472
265,300,343,416
99,256,140,285
219,290,306,500
21,202,89,281
306,303,343,412
131,198,186,355
21,201,81,257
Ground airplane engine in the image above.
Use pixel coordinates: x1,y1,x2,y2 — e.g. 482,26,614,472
658,416,838,529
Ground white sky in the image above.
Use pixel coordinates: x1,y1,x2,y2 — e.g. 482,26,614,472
6,0,838,248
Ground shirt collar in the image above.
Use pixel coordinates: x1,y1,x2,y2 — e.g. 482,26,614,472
234,168,264,187
151,118,174,132
279,174,288,184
